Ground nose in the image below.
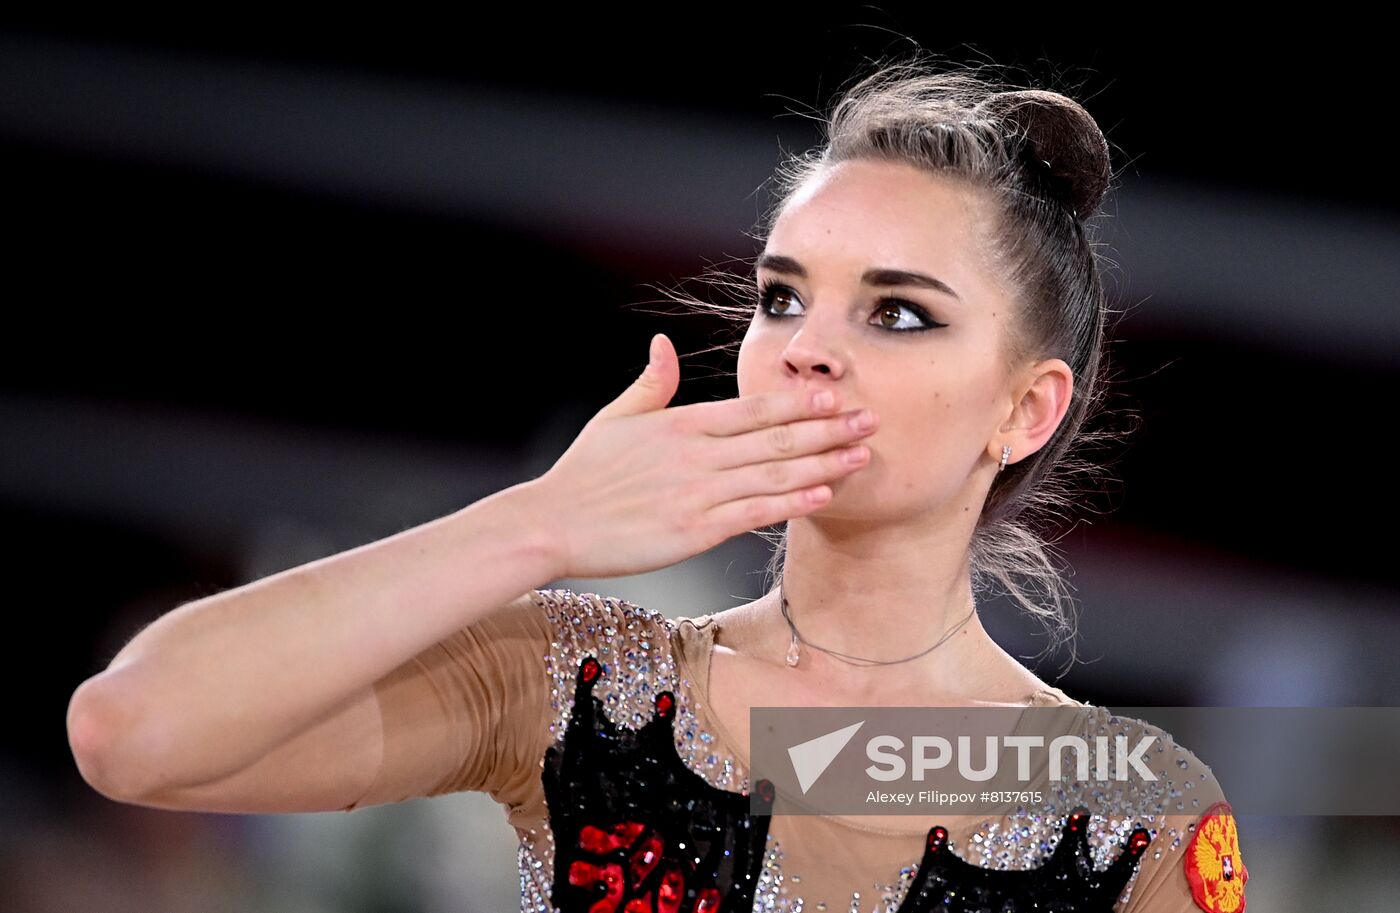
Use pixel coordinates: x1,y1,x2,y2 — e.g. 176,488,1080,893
781,326,846,379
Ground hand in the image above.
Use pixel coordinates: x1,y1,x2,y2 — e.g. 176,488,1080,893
532,333,878,580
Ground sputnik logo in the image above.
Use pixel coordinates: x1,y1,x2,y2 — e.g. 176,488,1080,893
787,720,865,794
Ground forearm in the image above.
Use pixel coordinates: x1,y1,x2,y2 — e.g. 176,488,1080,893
68,480,563,799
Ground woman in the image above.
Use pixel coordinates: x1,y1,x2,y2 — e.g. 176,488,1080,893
67,57,1247,913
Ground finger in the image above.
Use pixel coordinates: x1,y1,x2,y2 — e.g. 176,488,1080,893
710,407,877,472
701,482,835,536
706,444,869,507
592,333,678,422
689,388,842,439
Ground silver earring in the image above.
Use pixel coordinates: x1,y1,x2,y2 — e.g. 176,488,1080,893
998,445,1011,471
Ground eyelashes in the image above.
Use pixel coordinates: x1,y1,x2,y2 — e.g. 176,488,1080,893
754,279,948,333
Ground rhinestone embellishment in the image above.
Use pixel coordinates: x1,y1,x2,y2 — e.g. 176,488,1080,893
511,589,1213,913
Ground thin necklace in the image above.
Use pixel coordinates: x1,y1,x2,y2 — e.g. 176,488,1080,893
780,581,977,668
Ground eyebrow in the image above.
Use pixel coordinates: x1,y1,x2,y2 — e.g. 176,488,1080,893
755,253,962,302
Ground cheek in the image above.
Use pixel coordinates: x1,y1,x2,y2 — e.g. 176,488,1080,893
736,343,753,397
876,378,987,463
735,322,770,397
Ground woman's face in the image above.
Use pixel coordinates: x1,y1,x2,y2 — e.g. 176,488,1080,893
737,157,1069,523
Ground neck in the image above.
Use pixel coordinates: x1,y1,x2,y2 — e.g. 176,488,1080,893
767,512,1017,700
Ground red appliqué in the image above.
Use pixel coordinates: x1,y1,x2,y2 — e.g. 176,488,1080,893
543,653,773,913
569,819,689,913
548,646,1154,912
1183,800,1248,912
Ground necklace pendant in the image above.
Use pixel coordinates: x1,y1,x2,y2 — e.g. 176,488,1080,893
785,633,801,667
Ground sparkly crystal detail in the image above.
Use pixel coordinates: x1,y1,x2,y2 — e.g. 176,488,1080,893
523,588,757,912
873,810,1151,910
510,588,1217,913
785,633,801,667
540,645,772,912
865,705,1220,912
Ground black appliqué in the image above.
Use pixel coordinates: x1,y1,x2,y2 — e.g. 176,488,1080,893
898,812,1153,912
542,655,1153,913
541,654,775,913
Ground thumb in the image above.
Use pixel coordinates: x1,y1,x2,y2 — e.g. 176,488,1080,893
593,333,678,421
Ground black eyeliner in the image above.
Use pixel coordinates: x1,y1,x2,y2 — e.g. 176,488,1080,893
754,280,947,332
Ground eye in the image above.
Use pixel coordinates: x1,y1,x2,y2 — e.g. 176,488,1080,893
756,280,805,318
754,280,947,333
871,299,938,332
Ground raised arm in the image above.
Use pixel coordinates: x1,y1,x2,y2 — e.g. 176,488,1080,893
65,480,563,812
66,332,878,814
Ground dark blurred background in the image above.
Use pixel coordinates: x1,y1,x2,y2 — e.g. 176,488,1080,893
5,10,1397,912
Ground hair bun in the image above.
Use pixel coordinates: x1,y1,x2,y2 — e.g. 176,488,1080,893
976,90,1111,218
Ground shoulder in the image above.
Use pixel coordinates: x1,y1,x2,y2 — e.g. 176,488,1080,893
1051,709,1242,911
1038,702,1225,815
1018,689,1220,799
531,588,746,792
1024,684,1085,707
529,587,675,645
1102,715,1246,912
1014,695,1232,859
530,587,684,731
529,586,679,672
1101,709,1224,811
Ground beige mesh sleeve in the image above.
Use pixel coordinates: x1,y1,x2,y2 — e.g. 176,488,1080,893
339,589,556,814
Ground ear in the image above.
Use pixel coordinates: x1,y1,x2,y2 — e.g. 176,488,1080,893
992,358,1074,468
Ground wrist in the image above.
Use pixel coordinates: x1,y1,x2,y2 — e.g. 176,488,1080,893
485,478,570,585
